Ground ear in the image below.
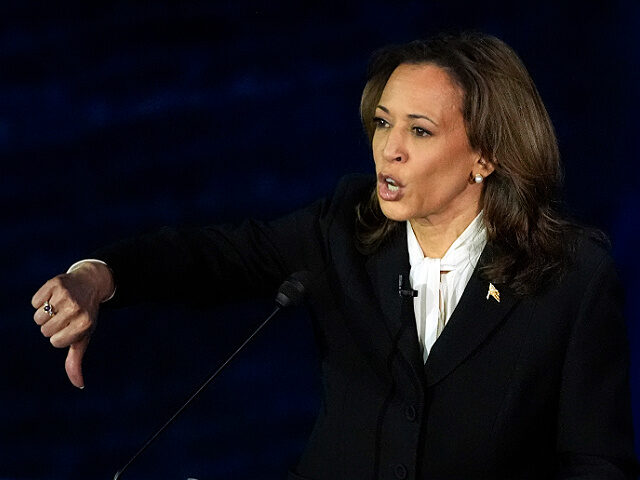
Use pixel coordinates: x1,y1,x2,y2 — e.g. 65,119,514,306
475,156,495,178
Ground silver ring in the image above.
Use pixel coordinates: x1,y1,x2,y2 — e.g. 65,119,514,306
43,301,55,317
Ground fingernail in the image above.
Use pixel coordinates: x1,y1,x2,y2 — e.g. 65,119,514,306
78,385,85,390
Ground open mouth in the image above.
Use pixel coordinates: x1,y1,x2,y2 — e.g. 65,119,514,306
377,173,404,201
385,177,400,192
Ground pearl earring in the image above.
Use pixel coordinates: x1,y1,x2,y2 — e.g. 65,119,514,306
474,173,484,184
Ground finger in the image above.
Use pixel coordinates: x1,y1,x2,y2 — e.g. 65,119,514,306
34,285,68,328
49,313,93,349
40,312,70,338
33,295,65,326
34,303,57,326
65,338,89,389
32,277,67,325
32,277,58,309
38,290,79,335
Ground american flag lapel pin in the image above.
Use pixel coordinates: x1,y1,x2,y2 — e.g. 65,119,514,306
486,283,500,303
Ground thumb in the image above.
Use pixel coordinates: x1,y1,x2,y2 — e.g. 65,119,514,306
65,337,90,389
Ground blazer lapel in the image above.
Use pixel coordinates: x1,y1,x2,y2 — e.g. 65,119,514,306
362,227,425,387
336,222,424,390
424,249,519,387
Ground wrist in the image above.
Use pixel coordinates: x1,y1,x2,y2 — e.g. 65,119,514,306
67,259,116,303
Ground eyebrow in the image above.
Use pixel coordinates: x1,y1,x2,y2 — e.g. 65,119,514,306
376,105,438,127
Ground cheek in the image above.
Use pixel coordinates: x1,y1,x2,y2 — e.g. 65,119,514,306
371,136,383,162
417,146,474,186
408,162,471,207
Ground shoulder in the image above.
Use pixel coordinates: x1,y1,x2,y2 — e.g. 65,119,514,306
262,174,375,257
331,174,376,208
566,231,616,280
552,231,622,306
270,174,374,226
321,174,375,227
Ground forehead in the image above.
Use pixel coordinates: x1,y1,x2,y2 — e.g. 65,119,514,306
379,63,463,118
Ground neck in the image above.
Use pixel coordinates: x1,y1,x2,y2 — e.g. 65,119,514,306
409,206,480,258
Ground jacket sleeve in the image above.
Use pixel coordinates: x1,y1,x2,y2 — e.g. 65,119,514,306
91,174,373,309
555,253,639,479
92,197,331,308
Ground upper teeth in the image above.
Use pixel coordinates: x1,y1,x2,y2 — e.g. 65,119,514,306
385,177,399,191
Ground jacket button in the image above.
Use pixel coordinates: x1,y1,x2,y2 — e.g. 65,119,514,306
394,463,407,479
404,405,416,422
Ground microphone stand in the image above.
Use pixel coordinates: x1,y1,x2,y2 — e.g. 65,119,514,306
113,306,282,480
113,270,310,479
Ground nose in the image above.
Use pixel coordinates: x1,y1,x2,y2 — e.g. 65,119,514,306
381,127,407,163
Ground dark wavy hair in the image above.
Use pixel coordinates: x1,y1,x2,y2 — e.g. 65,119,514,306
356,32,584,295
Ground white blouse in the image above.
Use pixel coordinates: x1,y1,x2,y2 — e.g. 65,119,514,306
407,212,487,363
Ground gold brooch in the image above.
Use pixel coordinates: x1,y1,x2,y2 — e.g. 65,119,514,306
486,283,500,303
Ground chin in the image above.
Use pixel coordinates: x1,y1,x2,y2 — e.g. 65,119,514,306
378,199,411,222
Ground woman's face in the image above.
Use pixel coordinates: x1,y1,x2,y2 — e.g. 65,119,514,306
372,63,488,226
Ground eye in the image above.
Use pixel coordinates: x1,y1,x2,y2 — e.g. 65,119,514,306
412,126,432,137
372,117,390,129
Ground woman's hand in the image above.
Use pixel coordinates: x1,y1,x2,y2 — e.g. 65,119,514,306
31,261,114,389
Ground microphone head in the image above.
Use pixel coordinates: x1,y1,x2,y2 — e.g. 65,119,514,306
275,271,312,308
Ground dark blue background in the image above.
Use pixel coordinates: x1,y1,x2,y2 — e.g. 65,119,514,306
2,2,639,479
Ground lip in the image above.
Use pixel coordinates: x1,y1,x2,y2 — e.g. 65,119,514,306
377,172,405,201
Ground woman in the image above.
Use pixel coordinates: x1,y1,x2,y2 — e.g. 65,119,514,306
32,32,637,479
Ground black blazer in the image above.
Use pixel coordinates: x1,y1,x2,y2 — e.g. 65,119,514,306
97,175,637,479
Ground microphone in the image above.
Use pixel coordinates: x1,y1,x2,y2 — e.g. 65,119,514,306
275,271,311,308
398,274,418,298
113,272,312,480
